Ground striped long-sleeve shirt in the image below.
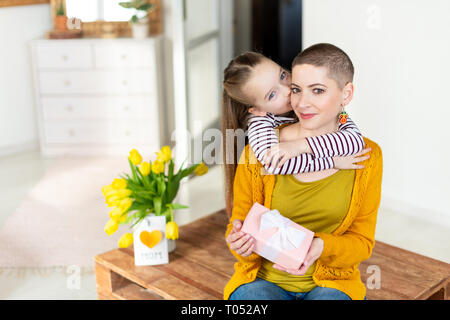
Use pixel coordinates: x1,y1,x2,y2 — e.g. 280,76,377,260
247,113,365,175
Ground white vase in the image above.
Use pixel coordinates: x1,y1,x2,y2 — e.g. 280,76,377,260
167,238,176,253
143,213,176,253
132,215,168,266
131,20,149,39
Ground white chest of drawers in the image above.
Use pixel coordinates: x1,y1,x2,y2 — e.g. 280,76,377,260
30,38,163,157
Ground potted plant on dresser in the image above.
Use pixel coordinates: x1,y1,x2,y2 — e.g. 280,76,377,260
54,0,68,31
119,0,154,39
102,146,209,266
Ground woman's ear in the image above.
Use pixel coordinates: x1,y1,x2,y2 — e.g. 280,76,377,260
342,82,354,107
248,107,267,117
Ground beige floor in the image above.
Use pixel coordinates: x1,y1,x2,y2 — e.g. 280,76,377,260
0,150,448,299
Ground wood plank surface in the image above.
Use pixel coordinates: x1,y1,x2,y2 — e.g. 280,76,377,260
371,241,450,277
94,263,113,296
447,282,450,300
199,209,230,227
97,292,113,300
112,283,164,300
96,248,218,300
179,218,226,243
174,240,235,277
361,251,433,298
95,208,450,300
360,241,450,300
120,248,225,299
95,249,167,289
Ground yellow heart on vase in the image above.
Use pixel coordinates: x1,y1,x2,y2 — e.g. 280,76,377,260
139,230,162,248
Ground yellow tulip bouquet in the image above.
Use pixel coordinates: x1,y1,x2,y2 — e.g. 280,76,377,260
102,146,208,248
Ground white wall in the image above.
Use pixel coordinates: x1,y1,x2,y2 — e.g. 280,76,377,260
303,0,450,226
0,4,52,156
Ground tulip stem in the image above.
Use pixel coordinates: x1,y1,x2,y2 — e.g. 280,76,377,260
128,158,138,183
142,175,151,188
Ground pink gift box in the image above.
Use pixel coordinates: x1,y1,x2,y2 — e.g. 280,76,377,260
241,202,314,270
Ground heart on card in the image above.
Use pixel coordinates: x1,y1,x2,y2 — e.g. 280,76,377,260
139,230,162,248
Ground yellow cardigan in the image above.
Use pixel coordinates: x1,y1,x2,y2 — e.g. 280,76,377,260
224,137,383,300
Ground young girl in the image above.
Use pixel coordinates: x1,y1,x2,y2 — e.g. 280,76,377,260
222,51,369,214
222,45,381,300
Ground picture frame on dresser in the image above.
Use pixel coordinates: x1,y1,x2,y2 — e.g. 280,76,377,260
48,0,163,38
29,37,166,157
0,0,49,7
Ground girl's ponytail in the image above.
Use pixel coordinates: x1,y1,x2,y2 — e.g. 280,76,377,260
221,52,266,218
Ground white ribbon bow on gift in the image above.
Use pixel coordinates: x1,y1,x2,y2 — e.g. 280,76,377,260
258,209,306,262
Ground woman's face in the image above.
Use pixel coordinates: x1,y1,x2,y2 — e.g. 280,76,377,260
290,64,350,133
241,58,292,116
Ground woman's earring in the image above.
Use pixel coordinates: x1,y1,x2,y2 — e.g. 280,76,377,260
338,105,348,124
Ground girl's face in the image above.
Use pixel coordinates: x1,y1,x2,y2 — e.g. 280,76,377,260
290,64,353,134
241,58,292,116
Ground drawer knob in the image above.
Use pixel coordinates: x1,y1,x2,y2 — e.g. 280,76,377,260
62,54,68,61
123,106,130,111
125,130,131,136
68,129,75,137
64,80,71,87
121,54,127,60
122,80,128,86
66,105,74,112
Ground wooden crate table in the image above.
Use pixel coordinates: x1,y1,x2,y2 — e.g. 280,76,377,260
95,209,450,300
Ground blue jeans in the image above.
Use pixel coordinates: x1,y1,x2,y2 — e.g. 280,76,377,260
229,277,357,300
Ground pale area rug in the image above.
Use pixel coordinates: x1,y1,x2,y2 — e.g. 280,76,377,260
0,157,131,268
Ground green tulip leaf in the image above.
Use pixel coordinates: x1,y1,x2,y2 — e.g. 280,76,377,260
130,14,139,24
137,4,153,11
181,163,199,179
128,158,139,183
169,203,189,210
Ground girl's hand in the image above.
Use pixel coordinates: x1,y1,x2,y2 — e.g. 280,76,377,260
272,237,324,276
263,140,308,169
226,219,255,258
333,148,371,170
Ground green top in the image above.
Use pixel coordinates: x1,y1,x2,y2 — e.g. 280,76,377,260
257,169,355,292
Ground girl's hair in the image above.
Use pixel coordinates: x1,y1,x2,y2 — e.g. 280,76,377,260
221,51,266,218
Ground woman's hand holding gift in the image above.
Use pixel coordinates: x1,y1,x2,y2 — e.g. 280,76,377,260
226,219,255,258
273,237,324,275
